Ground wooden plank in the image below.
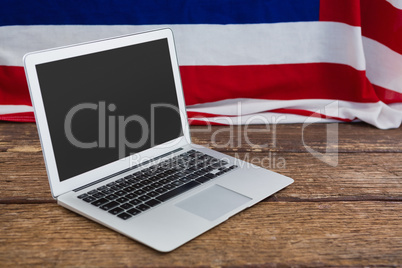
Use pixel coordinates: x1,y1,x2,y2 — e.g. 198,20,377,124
0,122,400,201
230,151,402,201
0,122,401,154
0,202,401,267
190,123,402,153
0,151,52,202
1,151,401,202
0,122,41,152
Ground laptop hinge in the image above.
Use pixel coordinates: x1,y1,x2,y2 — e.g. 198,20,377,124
73,147,183,192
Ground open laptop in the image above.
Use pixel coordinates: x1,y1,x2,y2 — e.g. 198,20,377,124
24,28,293,252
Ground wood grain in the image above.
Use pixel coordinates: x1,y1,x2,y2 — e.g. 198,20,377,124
190,123,402,153
1,123,401,202
1,122,401,153
1,151,401,202
1,202,401,267
1,122,401,267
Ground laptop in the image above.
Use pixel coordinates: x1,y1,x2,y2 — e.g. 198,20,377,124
24,28,293,252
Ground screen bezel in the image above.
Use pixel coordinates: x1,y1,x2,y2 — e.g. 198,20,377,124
24,29,191,198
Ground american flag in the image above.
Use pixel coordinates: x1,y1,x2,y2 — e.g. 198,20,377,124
1,0,401,129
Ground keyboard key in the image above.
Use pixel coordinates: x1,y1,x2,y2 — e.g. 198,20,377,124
133,189,146,196
77,193,88,199
159,179,170,185
138,195,151,202
171,180,184,187
142,186,154,192
105,194,118,200
145,199,161,208
120,202,133,210
117,182,128,187
88,189,98,195
179,177,192,183
91,198,109,207
211,163,221,168
163,184,175,190
116,197,129,203
102,189,114,195
186,173,197,179
83,196,96,203
97,186,108,191
141,179,152,185
115,190,126,196
157,181,200,202
125,193,137,200
92,192,105,199
204,173,215,179
110,185,120,191
132,171,142,177
150,182,162,188
155,187,168,194
133,183,144,189
129,199,141,206
117,212,132,220
195,176,210,184
137,204,151,211
125,178,137,184
100,201,119,211
149,175,160,181
127,208,141,216
168,174,180,181
108,207,124,215
147,191,159,197
123,186,135,192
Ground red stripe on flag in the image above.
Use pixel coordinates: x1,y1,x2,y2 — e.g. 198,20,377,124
180,63,379,106
372,84,402,104
188,119,227,126
2,64,399,123
319,0,361,27
0,66,32,106
320,0,402,54
187,109,354,123
361,0,402,55
0,112,35,122
269,108,354,122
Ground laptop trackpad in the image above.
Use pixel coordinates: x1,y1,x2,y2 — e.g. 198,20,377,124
176,185,252,221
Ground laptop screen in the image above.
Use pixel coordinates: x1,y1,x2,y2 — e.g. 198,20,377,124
35,38,183,182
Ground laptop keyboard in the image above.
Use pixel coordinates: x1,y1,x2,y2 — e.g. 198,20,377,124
77,150,238,220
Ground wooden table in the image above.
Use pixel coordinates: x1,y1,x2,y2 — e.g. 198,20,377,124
1,122,401,267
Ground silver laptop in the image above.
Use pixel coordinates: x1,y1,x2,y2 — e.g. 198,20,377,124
24,28,293,252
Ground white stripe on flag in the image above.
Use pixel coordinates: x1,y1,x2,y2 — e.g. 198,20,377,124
385,0,402,9
363,37,402,94
189,112,341,125
4,23,402,94
0,105,34,115
187,98,402,129
1,22,365,70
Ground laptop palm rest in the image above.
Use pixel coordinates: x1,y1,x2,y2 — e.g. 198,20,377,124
175,185,252,221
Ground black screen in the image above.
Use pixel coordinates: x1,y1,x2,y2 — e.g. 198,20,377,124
36,38,183,181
